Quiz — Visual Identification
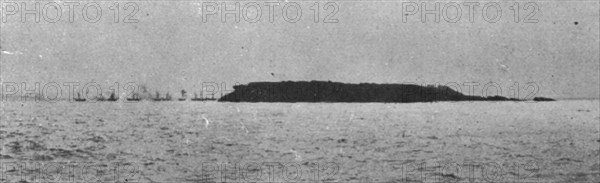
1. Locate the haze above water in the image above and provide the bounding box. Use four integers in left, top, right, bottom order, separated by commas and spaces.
1, 1, 599, 99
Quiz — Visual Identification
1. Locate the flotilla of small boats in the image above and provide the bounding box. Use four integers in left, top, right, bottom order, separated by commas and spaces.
152, 92, 174, 101
75, 90, 217, 102
191, 91, 217, 101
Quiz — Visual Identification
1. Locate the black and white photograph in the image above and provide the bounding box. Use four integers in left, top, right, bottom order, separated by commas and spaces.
0, 0, 599, 182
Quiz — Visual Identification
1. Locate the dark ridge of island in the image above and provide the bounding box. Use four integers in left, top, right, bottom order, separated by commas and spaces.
218, 81, 545, 103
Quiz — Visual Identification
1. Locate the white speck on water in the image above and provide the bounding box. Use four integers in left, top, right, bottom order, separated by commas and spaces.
1, 50, 23, 55
202, 115, 210, 128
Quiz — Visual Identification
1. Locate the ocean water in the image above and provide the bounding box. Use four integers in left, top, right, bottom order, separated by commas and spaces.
1, 100, 599, 182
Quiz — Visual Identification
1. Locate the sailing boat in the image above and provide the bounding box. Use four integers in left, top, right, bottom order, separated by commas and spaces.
165, 92, 172, 101
153, 91, 162, 101
178, 90, 187, 101
74, 92, 86, 102
190, 91, 216, 101
191, 92, 203, 101
127, 93, 141, 101
206, 92, 217, 101
107, 92, 119, 101
96, 93, 106, 101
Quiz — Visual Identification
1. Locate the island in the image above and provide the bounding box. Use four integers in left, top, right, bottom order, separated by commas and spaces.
218, 81, 545, 103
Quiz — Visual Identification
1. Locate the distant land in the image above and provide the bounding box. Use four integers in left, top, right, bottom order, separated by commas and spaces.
219, 81, 555, 103
0, 80, 559, 102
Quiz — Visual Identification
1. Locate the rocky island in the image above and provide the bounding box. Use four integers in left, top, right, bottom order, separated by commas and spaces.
218, 81, 544, 103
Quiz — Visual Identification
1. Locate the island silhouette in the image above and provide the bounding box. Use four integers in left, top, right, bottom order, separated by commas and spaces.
218, 81, 551, 103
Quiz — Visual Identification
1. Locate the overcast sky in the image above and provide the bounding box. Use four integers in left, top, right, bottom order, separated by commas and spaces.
1, 1, 598, 99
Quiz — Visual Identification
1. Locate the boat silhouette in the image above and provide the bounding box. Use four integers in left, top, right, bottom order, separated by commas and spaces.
191, 92, 202, 101
205, 93, 217, 101
107, 92, 119, 101
153, 91, 162, 101
152, 91, 173, 101
74, 93, 86, 102
191, 92, 216, 101
127, 93, 141, 101
96, 94, 106, 101
161, 92, 172, 101
165, 92, 172, 101
178, 90, 187, 101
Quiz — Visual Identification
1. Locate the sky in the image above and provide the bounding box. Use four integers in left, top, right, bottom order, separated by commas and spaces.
1, 1, 598, 99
